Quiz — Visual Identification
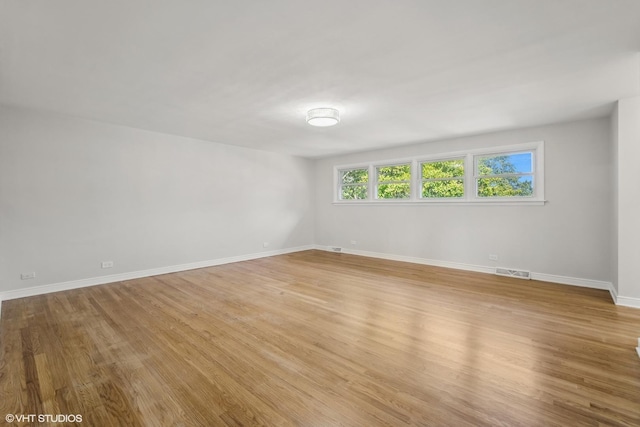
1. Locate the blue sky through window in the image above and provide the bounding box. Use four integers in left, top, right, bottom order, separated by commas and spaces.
508, 153, 532, 173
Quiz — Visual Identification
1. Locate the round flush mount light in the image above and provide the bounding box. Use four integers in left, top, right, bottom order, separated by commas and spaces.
306, 108, 340, 127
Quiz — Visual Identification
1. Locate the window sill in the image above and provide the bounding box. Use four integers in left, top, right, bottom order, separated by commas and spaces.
332, 199, 547, 206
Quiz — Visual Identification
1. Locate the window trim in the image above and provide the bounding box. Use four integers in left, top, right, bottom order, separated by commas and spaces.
375, 162, 412, 200
472, 149, 537, 201
333, 141, 545, 205
337, 167, 370, 201
419, 156, 466, 200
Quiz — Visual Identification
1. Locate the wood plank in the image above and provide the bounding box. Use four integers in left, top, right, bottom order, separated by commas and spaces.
1, 250, 639, 426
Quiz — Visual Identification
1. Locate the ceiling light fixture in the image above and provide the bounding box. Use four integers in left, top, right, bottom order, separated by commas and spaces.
306, 108, 340, 127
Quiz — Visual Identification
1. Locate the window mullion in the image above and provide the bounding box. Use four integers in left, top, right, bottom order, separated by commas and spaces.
465, 153, 474, 201
411, 159, 418, 201
369, 164, 375, 200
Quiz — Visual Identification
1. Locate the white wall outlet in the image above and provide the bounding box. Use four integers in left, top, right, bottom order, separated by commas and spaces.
21, 272, 36, 280
263, 242, 270, 248
489, 254, 499, 261
350, 240, 357, 245
101, 261, 114, 269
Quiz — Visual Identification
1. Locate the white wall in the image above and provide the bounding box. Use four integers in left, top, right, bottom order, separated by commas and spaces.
616, 96, 640, 301
0, 107, 624, 302
0, 106, 315, 294
315, 118, 612, 284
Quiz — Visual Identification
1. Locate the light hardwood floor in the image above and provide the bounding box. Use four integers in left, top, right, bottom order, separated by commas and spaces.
1, 250, 640, 426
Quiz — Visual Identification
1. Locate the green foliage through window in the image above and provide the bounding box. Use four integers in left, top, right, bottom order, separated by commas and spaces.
476, 153, 534, 197
421, 159, 464, 198
340, 168, 368, 200
377, 164, 411, 199
335, 143, 542, 203
477, 177, 533, 197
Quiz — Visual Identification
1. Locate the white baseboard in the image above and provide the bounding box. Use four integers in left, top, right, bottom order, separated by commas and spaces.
616, 295, 640, 309
531, 272, 611, 291
604, 284, 640, 308
314, 245, 495, 275
314, 245, 617, 300
1, 244, 636, 310
0, 245, 314, 302
609, 283, 619, 304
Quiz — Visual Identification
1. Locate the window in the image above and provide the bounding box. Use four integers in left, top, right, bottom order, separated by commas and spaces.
475, 152, 534, 198
339, 168, 368, 200
420, 158, 465, 199
376, 164, 411, 199
334, 141, 544, 204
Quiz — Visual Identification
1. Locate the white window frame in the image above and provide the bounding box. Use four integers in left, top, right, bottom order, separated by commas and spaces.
418, 156, 466, 200
374, 162, 412, 201
337, 166, 370, 201
333, 141, 545, 205
473, 149, 537, 201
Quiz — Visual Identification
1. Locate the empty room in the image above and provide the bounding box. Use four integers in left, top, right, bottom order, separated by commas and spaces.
1, 1, 640, 425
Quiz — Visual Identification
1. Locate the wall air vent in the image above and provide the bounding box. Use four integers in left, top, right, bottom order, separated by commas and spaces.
495, 267, 531, 280
332, 247, 342, 253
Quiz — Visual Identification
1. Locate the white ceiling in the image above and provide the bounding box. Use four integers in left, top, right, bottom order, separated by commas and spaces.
1, 1, 639, 158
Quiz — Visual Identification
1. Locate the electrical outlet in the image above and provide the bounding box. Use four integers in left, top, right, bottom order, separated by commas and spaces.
101, 261, 114, 269
489, 254, 499, 261
350, 240, 357, 245
21, 272, 36, 280
263, 242, 270, 248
